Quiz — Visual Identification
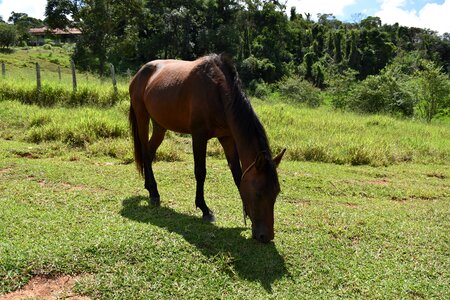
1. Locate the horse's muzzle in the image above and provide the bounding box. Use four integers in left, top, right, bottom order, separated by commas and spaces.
252, 224, 274, 243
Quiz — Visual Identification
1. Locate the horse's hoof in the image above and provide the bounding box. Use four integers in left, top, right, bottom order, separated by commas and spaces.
149, 197, 160, 207
202, 211, 215, 222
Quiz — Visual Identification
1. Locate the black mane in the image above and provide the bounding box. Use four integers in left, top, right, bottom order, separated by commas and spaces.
211, 54, 273, 158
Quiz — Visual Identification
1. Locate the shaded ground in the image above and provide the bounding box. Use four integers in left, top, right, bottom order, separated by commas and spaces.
0, 275, 89, 300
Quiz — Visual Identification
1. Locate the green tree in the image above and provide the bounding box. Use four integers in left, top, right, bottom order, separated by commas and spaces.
0, 23, 17, 48
45, 0, 80, 29
241, 1, 289, 82
346, 30, 361, 70
8, 12, 43, 44
415, 60, 450, 122
358, 28, 396, 79
303, 51, 315, 81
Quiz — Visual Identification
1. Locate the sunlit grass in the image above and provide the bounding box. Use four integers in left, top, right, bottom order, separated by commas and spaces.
0, 139, 448, 299
0, 99, 449, 167
0, 47, 449, 298
254, 100, 449, 166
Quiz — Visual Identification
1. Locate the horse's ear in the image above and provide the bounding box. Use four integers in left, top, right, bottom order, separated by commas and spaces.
255, 151, 268, 170
273, 149, 286, 168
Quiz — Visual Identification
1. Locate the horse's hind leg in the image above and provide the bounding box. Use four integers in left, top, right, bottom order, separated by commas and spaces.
192, 132, 215, 222
145, 121, 166, 206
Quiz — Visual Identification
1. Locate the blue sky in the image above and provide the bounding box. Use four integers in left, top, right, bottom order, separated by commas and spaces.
0, 0, 448, 33
340, 0, 446, 20
286, 0, 450, 33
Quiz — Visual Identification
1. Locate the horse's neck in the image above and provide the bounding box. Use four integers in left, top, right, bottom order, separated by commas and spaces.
223, 90, 267, 169
234, 133, 260, 169
227, 116, 265, 170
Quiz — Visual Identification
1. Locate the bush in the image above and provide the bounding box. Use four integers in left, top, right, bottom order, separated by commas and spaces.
247, 79, 271, 99
278, 76, 322, 107
347, 72, 415, 116
239, 55, 276, 84
414, 60, 450, 122
329, 69, 358, 109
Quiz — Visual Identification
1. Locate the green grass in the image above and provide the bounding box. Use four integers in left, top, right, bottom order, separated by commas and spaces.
0, 138, 448, 299
0, 99, 449, 299
1, 99, 448, 166
0, 49, 449, 298
0, 47, 130, 107
256, 102, 450, 166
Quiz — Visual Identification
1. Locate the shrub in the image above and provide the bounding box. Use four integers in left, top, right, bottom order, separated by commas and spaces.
278, 76, 322, 107
347, 72, 415, 116
240, 55, 276, 84
328, 69, 358, 109
414, 60, 450, 122
248, 79, 271, 99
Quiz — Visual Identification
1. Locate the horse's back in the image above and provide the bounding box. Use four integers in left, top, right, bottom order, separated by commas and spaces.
133, 57, 227, 136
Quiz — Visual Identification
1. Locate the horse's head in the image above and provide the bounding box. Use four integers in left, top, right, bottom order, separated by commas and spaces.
239, 149, 286, 243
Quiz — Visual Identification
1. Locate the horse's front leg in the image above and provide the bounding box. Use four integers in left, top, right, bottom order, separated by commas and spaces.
192, 133, 215, 222
218, 136, 242, 188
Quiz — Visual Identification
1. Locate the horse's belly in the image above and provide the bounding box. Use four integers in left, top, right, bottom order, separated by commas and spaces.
145, 95, 192, 133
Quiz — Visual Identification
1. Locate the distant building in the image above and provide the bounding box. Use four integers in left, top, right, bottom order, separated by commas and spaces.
29, 27, 82, 45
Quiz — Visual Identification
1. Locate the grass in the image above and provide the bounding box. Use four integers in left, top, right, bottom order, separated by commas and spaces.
0, 48, 449, 298
256, 102, 450, 166
1, 99, 448, 167
0, 47, 130, 107
0, 99, 449, 299
0, 138, 448, 299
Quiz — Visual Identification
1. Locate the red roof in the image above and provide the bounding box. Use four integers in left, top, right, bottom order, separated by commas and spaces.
29, 27, 82, 35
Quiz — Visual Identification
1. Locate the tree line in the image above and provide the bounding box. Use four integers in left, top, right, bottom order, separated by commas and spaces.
0, 0, 449, 121
41, 1, 449, 81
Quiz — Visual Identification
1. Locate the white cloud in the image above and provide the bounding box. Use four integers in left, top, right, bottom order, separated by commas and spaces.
286, 0, 357, 17
0, 0, 46, 21
375, 0, 450, 33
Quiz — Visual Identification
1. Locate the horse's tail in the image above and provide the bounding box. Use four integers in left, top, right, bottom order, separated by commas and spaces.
128, 104, 144, 176
129, 63, 155, 176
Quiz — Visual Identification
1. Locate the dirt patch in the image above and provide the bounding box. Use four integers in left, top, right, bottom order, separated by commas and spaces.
391, 195, 439, 202
426, 173, 447, 179
61, 182, 86, 191
0, 167, 13, 175
0, 275, 89, 300
13, 151, 40, 159
26, 176, 89, 192
367, 178, 389, 185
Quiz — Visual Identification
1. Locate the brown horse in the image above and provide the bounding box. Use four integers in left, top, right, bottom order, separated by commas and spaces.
129, 54, 285, 243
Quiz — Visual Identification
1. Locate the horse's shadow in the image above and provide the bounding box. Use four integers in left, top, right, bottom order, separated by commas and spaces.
120, 196, 289, 292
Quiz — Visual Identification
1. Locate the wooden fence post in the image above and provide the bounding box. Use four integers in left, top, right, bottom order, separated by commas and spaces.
36, 63, 41, 91
1, 62, 5, 77
58, 65, 61, 81
70, 60, 77, 93
36, 62, 41, 102
110, 63, 118, 95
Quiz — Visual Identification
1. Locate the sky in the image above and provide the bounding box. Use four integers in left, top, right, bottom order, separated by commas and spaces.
0, 0, 448, 34
286, 0, 450, 33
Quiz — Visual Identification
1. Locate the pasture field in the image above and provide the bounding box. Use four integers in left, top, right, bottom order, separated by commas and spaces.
0, 47, 449, 298
0, 99, 449, 299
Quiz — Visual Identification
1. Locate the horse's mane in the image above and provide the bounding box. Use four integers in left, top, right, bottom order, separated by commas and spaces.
207, 53, 273, 159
